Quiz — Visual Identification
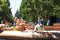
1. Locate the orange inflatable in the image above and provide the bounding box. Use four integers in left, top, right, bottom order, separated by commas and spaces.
26, 26, 34, 30
16, 23, 25, 31
16, 19, 34, 31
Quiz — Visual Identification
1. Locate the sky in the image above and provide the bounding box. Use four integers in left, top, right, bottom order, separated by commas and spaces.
9, 0, 22, 17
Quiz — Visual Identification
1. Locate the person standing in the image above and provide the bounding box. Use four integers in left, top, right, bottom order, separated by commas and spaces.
34, 17, 44, 32
38, 17, 43, 25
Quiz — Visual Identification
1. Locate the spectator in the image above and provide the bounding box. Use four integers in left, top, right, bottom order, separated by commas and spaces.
38, 17, 43, 25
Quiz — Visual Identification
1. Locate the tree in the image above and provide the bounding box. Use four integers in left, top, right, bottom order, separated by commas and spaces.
0, 0, 13, 23
19, 0, 60, 23
15, 10, 20, 18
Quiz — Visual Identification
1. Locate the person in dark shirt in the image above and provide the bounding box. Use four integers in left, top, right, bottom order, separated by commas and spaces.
49, 15, 57, 26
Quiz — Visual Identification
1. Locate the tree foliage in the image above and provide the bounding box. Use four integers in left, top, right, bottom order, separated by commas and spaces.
0, 0, 13, 23
19, 0, 60, 22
